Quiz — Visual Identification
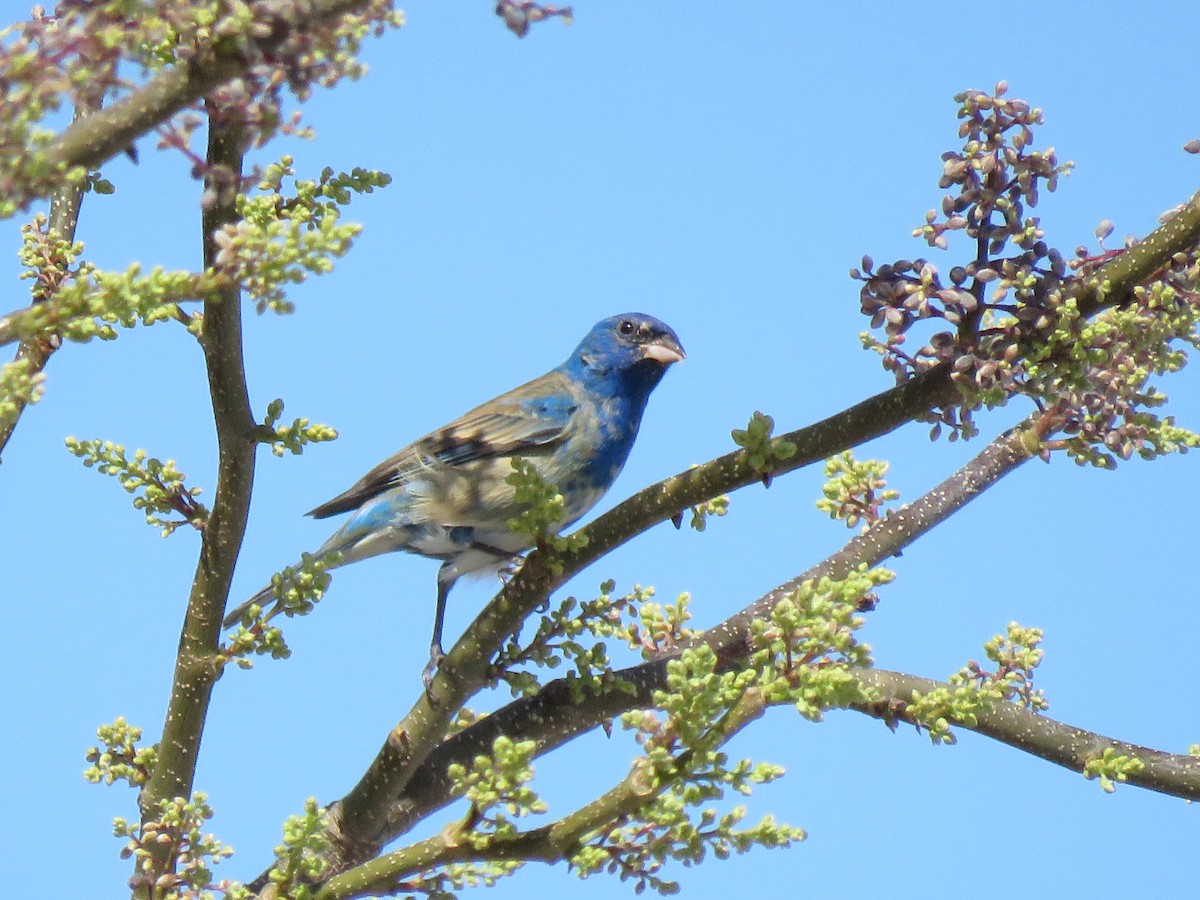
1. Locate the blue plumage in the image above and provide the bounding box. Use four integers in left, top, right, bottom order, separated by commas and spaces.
226, 313, 684, 687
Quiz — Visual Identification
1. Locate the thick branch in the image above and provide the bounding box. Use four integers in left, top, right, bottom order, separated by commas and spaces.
853, 669, 1200, 800
316, 690, 769, 900
314, 363, 959, 877
33, 0, 369, 202
254, 184, 1200, 890
705, 420, 1040, 657
138, 114, 252, 817
293, 416, 1036, 890
318, 662, 1200, 900
1070, 189, 1200, 317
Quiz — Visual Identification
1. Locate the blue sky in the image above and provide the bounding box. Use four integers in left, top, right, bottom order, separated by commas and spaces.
2, 1, 1198, 896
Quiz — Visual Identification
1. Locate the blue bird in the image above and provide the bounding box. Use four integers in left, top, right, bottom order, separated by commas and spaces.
225, 313, 685, 688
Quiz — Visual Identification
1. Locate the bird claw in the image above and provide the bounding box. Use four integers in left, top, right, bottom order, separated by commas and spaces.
497, 556, 524, 583
422, 645, 446, 699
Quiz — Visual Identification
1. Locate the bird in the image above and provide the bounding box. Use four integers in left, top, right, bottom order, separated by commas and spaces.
224, 313, 685, 689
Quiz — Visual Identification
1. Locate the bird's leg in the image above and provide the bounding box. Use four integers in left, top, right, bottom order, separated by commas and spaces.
469, 539, 524, 562
468, 540, 526, 583
423, 570, 453, 696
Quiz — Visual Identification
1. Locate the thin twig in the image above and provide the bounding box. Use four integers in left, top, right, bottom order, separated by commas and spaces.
0, 104, 91, 458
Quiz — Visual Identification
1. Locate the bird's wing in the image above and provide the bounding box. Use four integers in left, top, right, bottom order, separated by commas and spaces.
307, 372, 580, 519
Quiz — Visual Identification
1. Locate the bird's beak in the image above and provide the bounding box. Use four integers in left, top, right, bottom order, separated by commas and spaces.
642, 335, 686, 365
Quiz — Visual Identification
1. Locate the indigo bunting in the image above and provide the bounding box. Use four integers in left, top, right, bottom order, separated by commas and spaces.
226, 313, 685, 687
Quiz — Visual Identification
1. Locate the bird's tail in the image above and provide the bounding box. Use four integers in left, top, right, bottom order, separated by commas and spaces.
222, 496, 418, 630
221, 583, 276, 628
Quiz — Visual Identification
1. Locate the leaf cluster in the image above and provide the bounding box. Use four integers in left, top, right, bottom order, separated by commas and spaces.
84, 717, 158, 788
64, 437, 208, 536
505, 458, 590, 554
223, 551, 340, 664
815, 451, 899, 529
855, 82, 1200, 463
116, 792, 241, 900
904, 621, 1049, 744
216, 160, 391, 314
731, 411, 797, 485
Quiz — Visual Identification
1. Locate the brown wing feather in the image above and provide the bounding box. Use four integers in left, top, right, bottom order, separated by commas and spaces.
306, 372, 576, 519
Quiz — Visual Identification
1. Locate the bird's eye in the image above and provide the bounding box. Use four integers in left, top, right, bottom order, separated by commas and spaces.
618, 320, 635, 335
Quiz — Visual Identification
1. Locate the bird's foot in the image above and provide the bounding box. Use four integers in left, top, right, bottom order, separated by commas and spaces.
468, 540, 524, 583
422, 645, 446, 699
497, 556, 525, 583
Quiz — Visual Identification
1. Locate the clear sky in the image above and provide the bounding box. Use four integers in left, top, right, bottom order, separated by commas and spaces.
2, 2, 1198, 897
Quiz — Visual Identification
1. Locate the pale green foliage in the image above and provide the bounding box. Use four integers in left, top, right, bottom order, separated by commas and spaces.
640, 646, 756, 765
45, 261, 204, 340
506, 457, 588, 554
906, 621, 1048, 744
0, 357, 45, 431
14, 214, 209, 342
1025, 289, 1200, 467
731, 411, 797, 477
86, 172, 116, 194
572, 793, 803, 896
263, 798, 330, 900
575, 646, 805, 895
679, 466, 730, 531
979, 622, 1049, 710
223, 551, 340, 665
116, 792, 244, 900
568, 572, 882, 892
492, 580, 656, 699
626, 589, 695, 658
401, 859, 525, 899
686, 492, 729, 531
0, 1, 403, 214
1082, 747, 1146, 793
816, 451, 900, 528
18, 214, 83, 303
448, 736, 548, 847
262, 397, 338, 456
84, 717, 158, 787
750, 568, 883, 719
0, 30, 70, 218
447, 706, 484, 739
215, 158, 391, 314
491, 582, 697, 700
65, 437, 208, 536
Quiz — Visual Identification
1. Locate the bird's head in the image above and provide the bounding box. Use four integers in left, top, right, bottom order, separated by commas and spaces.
570, 314, 686, 386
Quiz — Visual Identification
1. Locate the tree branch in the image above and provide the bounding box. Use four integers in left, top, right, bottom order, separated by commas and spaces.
852, 669, 1200, 800
1071, 190, 1200, 318
312, 363, 959, 878
248, 183, 1200, 891
139, 113, 252, 820
252, 412, 1033, 898
314, 660, 1200, 900
367, 412, 1041, 849
0, 104, 90, 458
25, 0, 371, 210
315, 689, 769, 900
